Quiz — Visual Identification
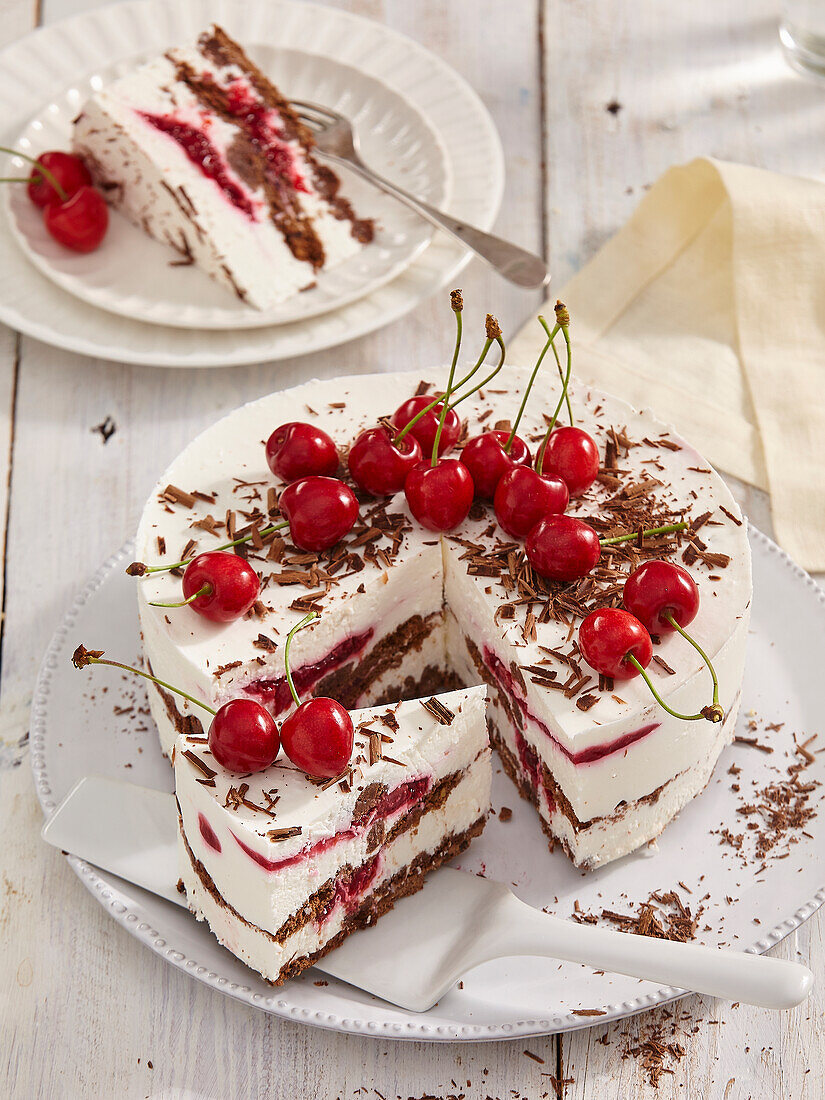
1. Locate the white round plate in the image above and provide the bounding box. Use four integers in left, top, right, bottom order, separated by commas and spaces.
0, 0, 502, 363
31, 527, 825, 1040
5, 45, 448, 330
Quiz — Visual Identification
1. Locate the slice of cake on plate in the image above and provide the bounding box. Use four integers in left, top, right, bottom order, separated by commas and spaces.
174, 685, 490, 984
72, 25, 373, 308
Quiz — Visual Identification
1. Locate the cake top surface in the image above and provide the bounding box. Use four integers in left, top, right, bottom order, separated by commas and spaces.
173, 684, 488, 856
139, 367, 751, 741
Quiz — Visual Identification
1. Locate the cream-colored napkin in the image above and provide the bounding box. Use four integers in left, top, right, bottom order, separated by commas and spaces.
510, 157, 825, 571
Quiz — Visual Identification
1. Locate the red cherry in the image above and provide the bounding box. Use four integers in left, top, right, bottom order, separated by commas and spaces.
540, 426, 600, 497
182, 551, 260, 623
278, 475, 358, 552
578, 608, 653, 681
27, 151, 91, 208
460, 430, 531, 500
494, 465, 569, 540
404, 459, 474, 532
208, 697, 281, 772
265, 421, 339, 482
280, 697, 354, 778
525, 514, 601, 581
623, 560, 700, 634
43, 186, 108, 252
348, 425, 422, 496
390, 396, 461, 458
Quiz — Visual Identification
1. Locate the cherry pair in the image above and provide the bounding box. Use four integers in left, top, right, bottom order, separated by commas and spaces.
577, 560, 724, 723
2, 147, 108, 252
129, 475, 359, 623
72, 613, 353, 778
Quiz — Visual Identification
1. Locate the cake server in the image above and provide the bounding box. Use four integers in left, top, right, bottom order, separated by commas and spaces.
42, 776, 813, 1013
291, 99, 550, 290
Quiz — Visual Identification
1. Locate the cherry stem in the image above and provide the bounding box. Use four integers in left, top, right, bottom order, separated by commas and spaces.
148, 582, 212, 609
283, 612, 319, 708
599, 521, 687, 547
130, 520, 288, 575
536, 307, 572, 475
0, 145, 67, 201
431, 297, 464, 465
74, 653, 217, 717
441, 315, 505, 417
663, 611, 721, 711
626, 654, 722, 723
506, 316, 559, 452
394, 311, 499, 451
548, 326, 574, 427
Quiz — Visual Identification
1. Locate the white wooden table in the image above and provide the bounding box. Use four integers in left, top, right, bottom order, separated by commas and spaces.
2, 1, 823, 1096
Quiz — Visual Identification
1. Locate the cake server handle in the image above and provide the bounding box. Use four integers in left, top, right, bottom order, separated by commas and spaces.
317, 149, 549, 290
473, 890, 813, 1011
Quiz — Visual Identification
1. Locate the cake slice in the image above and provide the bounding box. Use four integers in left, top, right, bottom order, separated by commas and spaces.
174, 685, 490, 984
73, 25, 373, 309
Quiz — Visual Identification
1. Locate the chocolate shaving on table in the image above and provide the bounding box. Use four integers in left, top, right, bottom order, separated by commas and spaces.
421, 697, 455, 725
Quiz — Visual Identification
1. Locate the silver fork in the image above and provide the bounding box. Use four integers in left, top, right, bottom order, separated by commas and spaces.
292, 99, 549, 290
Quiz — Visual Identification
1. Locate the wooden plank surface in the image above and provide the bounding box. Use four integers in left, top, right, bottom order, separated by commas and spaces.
1, 1, 822, 1097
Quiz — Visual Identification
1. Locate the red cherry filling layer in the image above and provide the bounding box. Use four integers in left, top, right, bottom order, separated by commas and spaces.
245, 628, 373, 715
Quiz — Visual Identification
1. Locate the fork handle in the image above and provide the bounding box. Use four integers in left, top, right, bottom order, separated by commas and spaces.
322, 152, 549, 290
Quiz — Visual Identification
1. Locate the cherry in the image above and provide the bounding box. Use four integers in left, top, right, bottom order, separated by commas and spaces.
278, 610, 354, 777
460, 430, 531, 500
278, 476, 358, 552
404, 459, 475, 532
209, 697, 280, 772
177, 551, 259, 622
281, 697, 354, 778
43, 186, 108, 252
578, 608, 653, 681
70, 644, 280, 774
266, 421, 339, 482
27, 151, 91, 208
539, 426, 600, 497
526, 514, 601, 581
526, 517, 689, 584
623, 560, 699, 634
348, 425, 422, 496
494, 465, 569, 540
391, 396, 461, 458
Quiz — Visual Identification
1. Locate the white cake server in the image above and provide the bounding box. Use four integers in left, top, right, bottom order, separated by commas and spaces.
42, 776, 813, 1012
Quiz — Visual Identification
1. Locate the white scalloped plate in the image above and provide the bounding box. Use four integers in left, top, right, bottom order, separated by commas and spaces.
4, 44, 448, 330
30, 526, 825, 1040
0, 0, 502, 363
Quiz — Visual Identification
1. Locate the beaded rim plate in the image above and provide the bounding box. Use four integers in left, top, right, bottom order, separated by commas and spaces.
30, 524, 825, 1040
